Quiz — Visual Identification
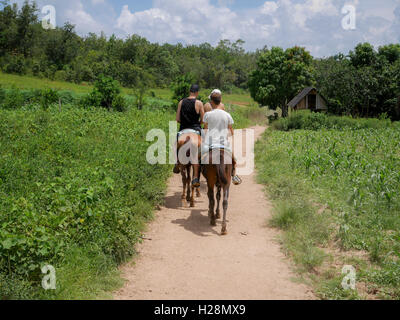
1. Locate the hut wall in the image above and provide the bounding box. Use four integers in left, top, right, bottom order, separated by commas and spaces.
317, 95, 327, 110
297, 97, 307, 110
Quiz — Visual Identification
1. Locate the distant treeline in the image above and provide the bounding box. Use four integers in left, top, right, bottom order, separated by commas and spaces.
1, 1, 399, 119
0, 1, 259, 91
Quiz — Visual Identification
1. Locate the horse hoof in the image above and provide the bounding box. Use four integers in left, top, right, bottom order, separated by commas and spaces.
210, 220, 217, 227
216, 212, 221, 219
221, 228, 228, 236
190, 202, 195, 208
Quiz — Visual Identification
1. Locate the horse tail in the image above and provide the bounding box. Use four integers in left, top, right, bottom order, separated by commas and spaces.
217, 151, 228, 185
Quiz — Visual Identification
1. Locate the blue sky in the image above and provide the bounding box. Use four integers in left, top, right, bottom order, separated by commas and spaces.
10, 0, 400, 57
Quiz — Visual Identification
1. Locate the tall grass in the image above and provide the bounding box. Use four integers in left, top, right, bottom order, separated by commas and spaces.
0, 106, 174, 299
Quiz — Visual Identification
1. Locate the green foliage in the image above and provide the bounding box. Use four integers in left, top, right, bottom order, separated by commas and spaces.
80, 75, 127, 112
1, 85, 25, 109
314, 43, 400, 120
273, 111, 392, 131
248, 46, 314, 117
38, 88, 59, 110
256, 123, 400, 299
171, 73, 195, 105
0, 3, 257, 91
2, 54, 26, 74
0, 106, 173, 298
349, 43, 377, 68
0, 86, 68, 110
0, 85, 5, 105
132, 71, 155, 110
378, 44, 400, 64
226, 104, 267, 129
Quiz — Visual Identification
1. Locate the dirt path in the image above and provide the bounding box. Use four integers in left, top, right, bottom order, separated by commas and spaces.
114, 126, 315, 300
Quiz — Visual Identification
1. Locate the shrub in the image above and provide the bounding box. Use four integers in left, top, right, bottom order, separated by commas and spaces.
0, 86, 5, 105
80, 75, 126, 112
4, 54, 26, 75
1, 87, 25, 109
39, 88, 59, 110
112, 95, 127, 112
171, 73, 195, 105
58, 91, 76, 105
272, 110, 393, 131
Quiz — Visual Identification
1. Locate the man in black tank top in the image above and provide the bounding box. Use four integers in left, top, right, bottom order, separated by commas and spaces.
174, 85, 205, 187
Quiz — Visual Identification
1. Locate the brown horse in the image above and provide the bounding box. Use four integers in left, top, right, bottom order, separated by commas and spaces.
202, 149, 232, 235
177, 133, 201, 207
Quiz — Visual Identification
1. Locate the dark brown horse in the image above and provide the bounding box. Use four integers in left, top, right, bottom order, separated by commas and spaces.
202, 149, 232, 235
177, 133, 201, 207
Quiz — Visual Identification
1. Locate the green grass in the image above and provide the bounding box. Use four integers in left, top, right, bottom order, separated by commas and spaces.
0, 72, 255, 107
0, 72, 93, 95
0, 105, 174, 299
0, 72, 261, 300
256, 121, 400, 300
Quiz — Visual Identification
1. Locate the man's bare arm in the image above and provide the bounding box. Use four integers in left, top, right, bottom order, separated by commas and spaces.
176, 100, 182, 123
228, 124, 234, 137
199, 102, 205, 124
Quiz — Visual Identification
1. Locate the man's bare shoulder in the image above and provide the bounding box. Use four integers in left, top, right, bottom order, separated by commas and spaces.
204, 102, 212, 113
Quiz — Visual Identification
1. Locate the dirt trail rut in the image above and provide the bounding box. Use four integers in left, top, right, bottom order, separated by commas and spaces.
114, 126, 315, 300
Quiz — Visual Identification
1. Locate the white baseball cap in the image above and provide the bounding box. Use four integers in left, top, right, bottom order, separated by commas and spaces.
209, 89, 222, 100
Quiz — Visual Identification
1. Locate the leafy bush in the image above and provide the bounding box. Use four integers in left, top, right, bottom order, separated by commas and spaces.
39, 88, 59, 110
0, 86, 5, 105
273, 110, 392, 131
3, 54, 27, 75
1, 86, 25, 109
80, 75, 127, 112
58, 91, 77, 105
171, 73, 195, 105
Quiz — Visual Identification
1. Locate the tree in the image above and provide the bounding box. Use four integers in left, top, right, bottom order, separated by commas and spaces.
314, 44, 400, 119
248, 46, 314, 117
349, 43, 377, 68
171, 73, 195, 105
15, 0, 38, 57
378, 44, 400, 64
133, 69, 154, 110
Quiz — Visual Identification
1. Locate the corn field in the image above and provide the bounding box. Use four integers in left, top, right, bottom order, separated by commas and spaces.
257, 126, 400, 299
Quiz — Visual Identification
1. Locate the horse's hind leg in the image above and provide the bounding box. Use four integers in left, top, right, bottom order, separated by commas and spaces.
186, 166, 192, 203
215, 185, 221, 220
194, 167, 201, 198
221, 187, 230, 235
208, 186, 216, 226
181, 167, 186, 200
189, 166, 195, 207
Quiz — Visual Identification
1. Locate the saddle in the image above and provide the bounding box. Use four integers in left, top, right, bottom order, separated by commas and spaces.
201, 145, 233, 165
177, 129, 201, 138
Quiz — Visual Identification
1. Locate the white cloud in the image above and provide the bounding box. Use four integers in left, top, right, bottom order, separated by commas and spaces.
9, 0, 400, 56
